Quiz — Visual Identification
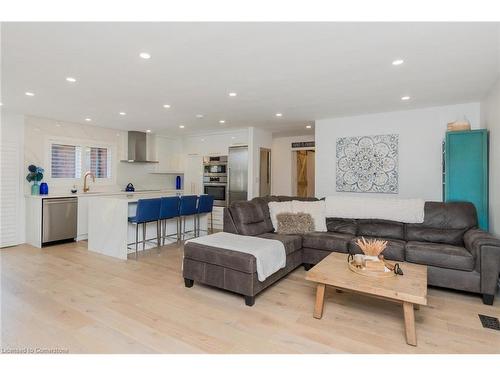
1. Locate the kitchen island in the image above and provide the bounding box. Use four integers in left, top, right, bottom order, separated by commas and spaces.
25, 189, 183, 248
88, 192, 207, 260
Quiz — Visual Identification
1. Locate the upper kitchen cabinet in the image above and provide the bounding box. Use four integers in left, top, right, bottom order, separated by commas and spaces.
152, 135, 184, 174
183, 130, 248, 156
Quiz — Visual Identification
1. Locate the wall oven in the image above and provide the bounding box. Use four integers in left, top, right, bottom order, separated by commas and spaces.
203, 182, 227, 207
203, 156, 227, 176
203, 156, 228, 206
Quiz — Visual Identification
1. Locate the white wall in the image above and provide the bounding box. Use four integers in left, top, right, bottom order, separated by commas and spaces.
0, 112, 25, 246
248, 127, 273, 199
271, 134, 315, 196
23, 116, 182, 193
481, 78, 500, 235
315, 103, 481, 200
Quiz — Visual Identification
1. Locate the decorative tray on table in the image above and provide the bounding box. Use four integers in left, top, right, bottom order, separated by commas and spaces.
347, 237, 404, 278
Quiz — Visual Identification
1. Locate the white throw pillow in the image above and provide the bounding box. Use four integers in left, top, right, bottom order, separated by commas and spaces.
291, 200, 327, 232
268, 201, 293, 231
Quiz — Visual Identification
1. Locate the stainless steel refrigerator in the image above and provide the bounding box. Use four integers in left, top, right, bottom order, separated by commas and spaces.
227, 146, 248, 205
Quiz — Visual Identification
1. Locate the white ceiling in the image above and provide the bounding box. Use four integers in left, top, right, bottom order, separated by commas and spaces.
2, 22, 499, 135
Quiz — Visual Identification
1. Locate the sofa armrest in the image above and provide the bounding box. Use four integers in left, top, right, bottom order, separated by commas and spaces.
464, 228, 500, 255
464, 228, 500, 296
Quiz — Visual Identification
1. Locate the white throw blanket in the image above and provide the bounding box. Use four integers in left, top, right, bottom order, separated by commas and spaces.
325, 196, 425, 223
185, 232, 286, 282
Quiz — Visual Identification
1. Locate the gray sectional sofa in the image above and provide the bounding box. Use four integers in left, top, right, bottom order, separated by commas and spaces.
183, 195, 500, 306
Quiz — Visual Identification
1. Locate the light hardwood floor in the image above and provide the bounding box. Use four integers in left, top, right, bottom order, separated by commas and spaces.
1, 241, 499, 353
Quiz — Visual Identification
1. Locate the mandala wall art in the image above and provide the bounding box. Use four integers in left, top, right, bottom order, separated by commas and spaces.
336, 134, 399, 193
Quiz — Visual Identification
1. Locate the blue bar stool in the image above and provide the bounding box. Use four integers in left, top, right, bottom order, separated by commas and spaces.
160, 196, 181, 245
179, 195, 199, 240
128, 198, 161, 259
196, 194, 215, 236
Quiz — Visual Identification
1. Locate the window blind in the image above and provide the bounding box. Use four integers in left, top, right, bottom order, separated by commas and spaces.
88, 147, 111, 178
51, 144, 82, 178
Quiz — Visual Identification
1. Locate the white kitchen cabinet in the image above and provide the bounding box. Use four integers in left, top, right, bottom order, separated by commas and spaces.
183, 154, 203, 194
183, 130, 248, 156
153, 135, 184, 173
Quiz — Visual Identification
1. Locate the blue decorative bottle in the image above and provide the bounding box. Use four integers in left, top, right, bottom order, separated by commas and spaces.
176, 176, 181, 190
39, 182, 49, 195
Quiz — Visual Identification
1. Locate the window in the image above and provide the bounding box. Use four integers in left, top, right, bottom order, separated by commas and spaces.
87, 147, 111, 178
49, 142, 113, 181
51, 144, 82, 178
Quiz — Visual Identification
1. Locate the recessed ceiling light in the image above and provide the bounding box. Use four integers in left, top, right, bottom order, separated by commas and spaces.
139, 52, 151, 59
228, 92, 237, 97
306, 125, 312, 129
179, 125, 185, 129
201, 138, 205, 142
119, 112, 126, 116
275, 113, 283, 117
0, 102, 3, 106
25, 92, 35, 96
163, 104, 171, 109
85, 118, 92, 122
146, 129, 151, 133
401, 96, 411, 101
231, 136, 236, 139
66, 77, 77, 83
219, 120, 225, 124
56, 123, 61, 127
196, 114, 204, 119
392, 59, 404, 66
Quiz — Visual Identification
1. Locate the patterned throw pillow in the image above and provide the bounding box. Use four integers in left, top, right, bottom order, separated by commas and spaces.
276, 213, 315, 235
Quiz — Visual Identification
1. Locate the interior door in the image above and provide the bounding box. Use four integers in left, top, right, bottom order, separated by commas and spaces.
296, 150, 315, 197
259, 148, 271, 197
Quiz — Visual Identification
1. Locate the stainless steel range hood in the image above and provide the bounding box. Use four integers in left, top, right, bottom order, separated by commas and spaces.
120, 131, 158, 163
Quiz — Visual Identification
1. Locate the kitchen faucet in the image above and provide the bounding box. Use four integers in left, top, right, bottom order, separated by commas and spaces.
83, 171, 95, 192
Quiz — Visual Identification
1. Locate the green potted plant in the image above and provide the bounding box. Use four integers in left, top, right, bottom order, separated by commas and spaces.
26, 164, 44, 195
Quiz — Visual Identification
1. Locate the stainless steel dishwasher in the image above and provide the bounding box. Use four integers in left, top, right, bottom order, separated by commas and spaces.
42, 197, 78, 245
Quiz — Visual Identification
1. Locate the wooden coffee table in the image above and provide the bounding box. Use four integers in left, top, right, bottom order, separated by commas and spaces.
305, 252, 427, 346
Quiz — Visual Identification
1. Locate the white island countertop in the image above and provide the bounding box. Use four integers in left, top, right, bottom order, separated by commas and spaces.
95, 191, 184, 202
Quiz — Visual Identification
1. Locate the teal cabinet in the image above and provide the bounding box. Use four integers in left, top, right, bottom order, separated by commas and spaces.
445, 129, 489, 230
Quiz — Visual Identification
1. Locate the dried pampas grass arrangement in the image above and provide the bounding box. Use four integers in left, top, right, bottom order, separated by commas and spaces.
355, 237, 388, 257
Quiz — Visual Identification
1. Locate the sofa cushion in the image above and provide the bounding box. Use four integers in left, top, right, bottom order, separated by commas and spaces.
276, 213, 314, 234
251, 196, 279, 231
291, 200, 327, 232
256, 233, 303, 255
268, 201, 293, 231
302, 232, 353, 253
229, 201, 273, 236
326, 218, 357, 235
406, 202, 477, 246
406, 241, 474, 271
184, 242, 257, 273
348, 237, 406, 261
357, 219, 405, 240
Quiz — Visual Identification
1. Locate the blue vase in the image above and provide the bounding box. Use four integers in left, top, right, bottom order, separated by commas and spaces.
176, 176, 181, 190
39, 182, 49, 195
